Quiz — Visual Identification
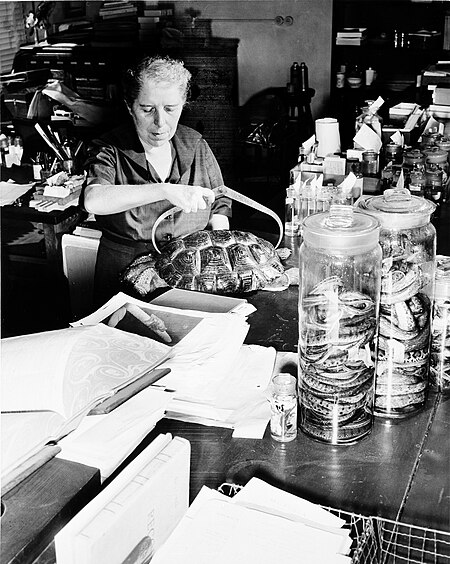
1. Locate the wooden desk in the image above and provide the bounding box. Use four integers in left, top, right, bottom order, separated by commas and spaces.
1, 203, 84, 271
2, 235, 449, 564
1, 459, 100, 564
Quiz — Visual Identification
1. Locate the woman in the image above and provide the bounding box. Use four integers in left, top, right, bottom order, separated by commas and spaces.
82, 55, 232, 306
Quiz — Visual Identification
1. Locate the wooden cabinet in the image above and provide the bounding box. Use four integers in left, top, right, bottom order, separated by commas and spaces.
163, 38, 239, 185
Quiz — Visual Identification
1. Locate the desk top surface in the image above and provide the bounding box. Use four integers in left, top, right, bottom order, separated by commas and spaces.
3, 223, 449, 564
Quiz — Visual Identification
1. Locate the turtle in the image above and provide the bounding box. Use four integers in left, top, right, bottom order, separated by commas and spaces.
120, 229, 291, 298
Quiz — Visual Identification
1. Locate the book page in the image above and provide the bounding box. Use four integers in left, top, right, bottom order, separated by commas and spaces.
58, 386, 173, 480
1, 324, 170, 420
1, 411, 64, 479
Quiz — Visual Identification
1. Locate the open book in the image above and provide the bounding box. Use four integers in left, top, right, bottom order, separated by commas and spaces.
1, 323, 172, 493
1, 293, 249, 491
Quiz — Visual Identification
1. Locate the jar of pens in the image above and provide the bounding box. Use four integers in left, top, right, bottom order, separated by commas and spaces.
33, 122, 84, 181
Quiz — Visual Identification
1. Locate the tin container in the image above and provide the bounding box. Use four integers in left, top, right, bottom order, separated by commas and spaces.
430, 256, 450, 393
298, 205, 381, 444
356, 188, 436, 418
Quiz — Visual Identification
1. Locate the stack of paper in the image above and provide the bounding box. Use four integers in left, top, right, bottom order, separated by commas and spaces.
75, 292, 274, 438
152, 477, 353, 564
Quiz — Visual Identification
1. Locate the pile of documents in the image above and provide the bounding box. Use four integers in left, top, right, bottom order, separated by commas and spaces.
75, 292, 276, 440
153, 477, 354, 564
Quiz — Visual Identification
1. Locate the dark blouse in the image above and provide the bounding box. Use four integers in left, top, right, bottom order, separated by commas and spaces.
83, 123, 232, 247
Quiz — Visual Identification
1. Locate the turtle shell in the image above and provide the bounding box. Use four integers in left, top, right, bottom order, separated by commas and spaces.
122, 229, 285, 296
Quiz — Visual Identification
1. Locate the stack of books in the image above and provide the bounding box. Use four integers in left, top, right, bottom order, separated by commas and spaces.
92, 1, 140, 48
336, 28, 367, 46
138, 3, 174, 44
97, 0, 138, 20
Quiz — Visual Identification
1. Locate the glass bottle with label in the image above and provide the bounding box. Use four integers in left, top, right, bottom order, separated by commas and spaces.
285, 186, 299, 236
409, 163, 426, 197
270, 373, 298, 442
356, 188, 436, 418
298, 205, 381, 444
355, 99, 383, 139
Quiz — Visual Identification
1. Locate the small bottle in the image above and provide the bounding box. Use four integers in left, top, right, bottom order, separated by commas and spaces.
290, 62, 301, 92
336, 70, 345, 89
425, 164, 443, 203
381, 161, 394, 191
299, 62, 309, 92
298, 146, 308, 163
285, 186, 299, 236
270, 373, 297, 442
362, 150, 379, 177
409, 163, 426, 197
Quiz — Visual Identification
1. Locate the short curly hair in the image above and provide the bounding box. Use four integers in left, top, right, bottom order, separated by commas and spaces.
122, 55, 191, 107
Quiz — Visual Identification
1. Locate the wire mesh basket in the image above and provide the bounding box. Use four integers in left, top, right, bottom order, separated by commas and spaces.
326, 506, 450, 564
217, 483, 450, 563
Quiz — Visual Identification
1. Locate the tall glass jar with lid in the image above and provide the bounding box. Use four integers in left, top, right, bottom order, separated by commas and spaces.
356, 188, 436, 418
430, 255, 450, 393
298, 205, 382, 445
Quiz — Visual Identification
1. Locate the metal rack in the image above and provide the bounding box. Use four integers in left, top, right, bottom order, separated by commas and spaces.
327, 506, 450, 564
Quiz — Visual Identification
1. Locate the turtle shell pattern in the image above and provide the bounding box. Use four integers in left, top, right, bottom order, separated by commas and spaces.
126, 229, 284, 295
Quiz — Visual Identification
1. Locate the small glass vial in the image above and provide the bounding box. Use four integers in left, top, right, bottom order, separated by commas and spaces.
270, 373, 298, 442
285, 186, 299, 236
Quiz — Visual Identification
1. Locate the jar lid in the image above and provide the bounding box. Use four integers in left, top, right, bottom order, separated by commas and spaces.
272, 373, 297, 396
302, 205, 380, 251
356, 187, 436, 229
404, 149, 425, 161
423, 147, 448, 162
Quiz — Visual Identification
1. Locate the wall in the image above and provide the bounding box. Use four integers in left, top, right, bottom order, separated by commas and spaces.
172, 0, 333, 118
34, 0, 332, 118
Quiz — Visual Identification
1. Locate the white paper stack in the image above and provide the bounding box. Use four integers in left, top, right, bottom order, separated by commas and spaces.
152, 477, 353, 564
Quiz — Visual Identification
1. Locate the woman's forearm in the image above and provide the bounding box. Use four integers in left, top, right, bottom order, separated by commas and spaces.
83, 183, 168, 215
83, 183, 215, 215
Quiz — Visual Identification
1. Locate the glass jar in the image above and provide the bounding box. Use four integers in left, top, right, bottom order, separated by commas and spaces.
436, 136, 450, 164
403, 149, 425, 172
355, 102, 383, 139
381, 162, 394, 191
362, 150, 379, 177
430, 256, 450, 393
298, 205, 381, 445
425, 164, 444, 204
356, 188, 436, 418
384, 142, 403, 166
424, 147, 448, 186
409, 163, 426, 197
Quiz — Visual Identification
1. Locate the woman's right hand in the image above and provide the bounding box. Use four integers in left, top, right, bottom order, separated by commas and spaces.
162, 184, 215, 213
